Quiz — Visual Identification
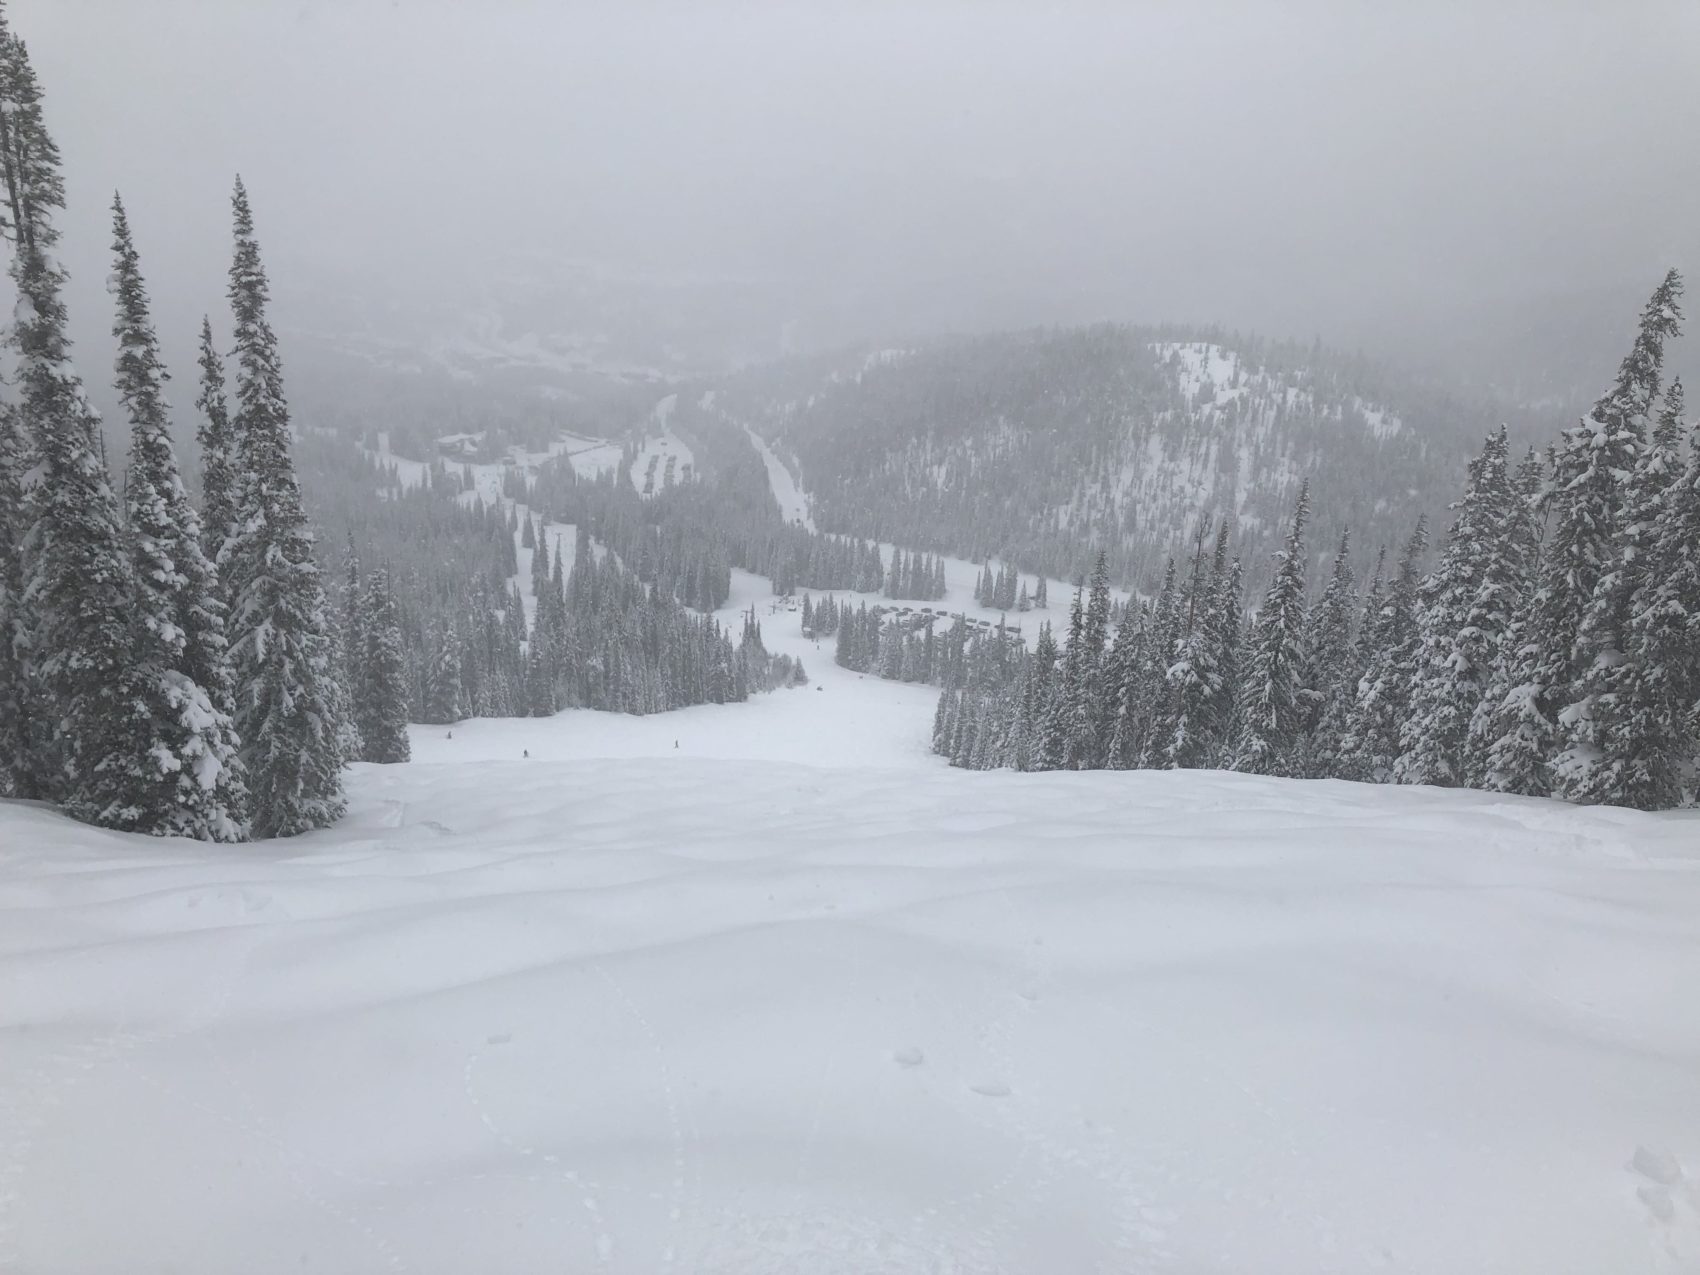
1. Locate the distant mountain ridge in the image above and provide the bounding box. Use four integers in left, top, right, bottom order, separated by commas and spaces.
711, 324, 1565, 591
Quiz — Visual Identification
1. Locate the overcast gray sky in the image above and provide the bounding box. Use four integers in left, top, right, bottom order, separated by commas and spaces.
13, 0, 1700, 387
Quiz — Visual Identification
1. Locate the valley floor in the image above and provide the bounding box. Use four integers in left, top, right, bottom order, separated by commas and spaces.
3, 592, 1699, 1273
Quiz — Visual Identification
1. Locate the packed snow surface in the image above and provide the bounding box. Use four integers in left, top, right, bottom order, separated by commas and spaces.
3, 591, 1699, 1273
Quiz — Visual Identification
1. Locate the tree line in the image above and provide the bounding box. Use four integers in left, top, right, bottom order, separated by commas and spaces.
974, 559, 1047, 611
938, 274, 1696, 810
0, 15, 350, 840
0, 8, 805, 844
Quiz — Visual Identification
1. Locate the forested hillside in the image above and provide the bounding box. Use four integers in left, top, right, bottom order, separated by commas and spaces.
716, 326, 1561, 591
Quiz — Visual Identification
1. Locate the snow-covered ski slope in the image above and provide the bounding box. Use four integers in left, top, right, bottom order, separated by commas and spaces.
3, 577, 1700, 1273
743, 420, 814, 528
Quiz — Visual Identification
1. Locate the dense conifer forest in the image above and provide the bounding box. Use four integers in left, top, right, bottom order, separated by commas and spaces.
934, 275, 1695, 811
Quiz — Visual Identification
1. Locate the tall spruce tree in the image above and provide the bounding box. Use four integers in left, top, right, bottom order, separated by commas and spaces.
1019, 622, 1060, 770
1557, 275, 1686, 802
1574, 375, 1695, 807
1397, 428, 1522, 787
339, 533, 363, 687
1072, 550, 1112, 766
1154, 525, 1222, 769
194, 316, 238, 584
1560, 277, 1686, 803
1342, 516, 1428, 781
223, 177, 348, 835
1233, 482, 1310, 775
1133, 560, 1180, 767
1319, 545, 1385, 780
421, 622, 463, 725
1100, 604, 1145, 769
1465, 438, 1546, 788
1479, 452, 1554, 794
110, 193, 247, 839
1211, 551, 1246, 761
355, 566, 410, 762
1298, 527, 1357, 777
1039, 590, 1083, 769
0, 23, 146, 821
334, 532, 365, 763
1493, 272, 1682, 800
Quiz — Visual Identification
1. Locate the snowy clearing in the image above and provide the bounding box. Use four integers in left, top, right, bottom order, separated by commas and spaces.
370, 430, 582, 505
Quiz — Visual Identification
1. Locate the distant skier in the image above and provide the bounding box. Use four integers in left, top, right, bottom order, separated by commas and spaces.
523, 749, 529, 758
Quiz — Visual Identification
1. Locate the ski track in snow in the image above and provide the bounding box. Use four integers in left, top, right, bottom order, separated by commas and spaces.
4, 554, 1700, 1271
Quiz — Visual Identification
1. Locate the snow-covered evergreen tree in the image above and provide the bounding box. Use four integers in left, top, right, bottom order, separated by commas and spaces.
1099, 605, 1144, 769
1071, 551, 1112, 766
1478, 273, 1682, 801
1298, 528, 1357, 777
1478, 451, 1553, 795
420, 622, 464, 725
0, 25, 147, 822
1341, 517, 1428, 781
1397, 428, 1522, 787
1328, 545, 1388, 778
1210, 552, 1246, 760
222, 177, 347, 835
1233, 483, 1310, 775
336, 532, 365, 749
1132, 560, 1180, 768
355, 566, 410, 763
320, 551, 361, 766
194, 315, 238, 585
1573, 376, 1695, 807
1038, 591, 1083, 770
109, 193, 247, 839
1155, 526, 1223, 769
1551, 271, 1683, 800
